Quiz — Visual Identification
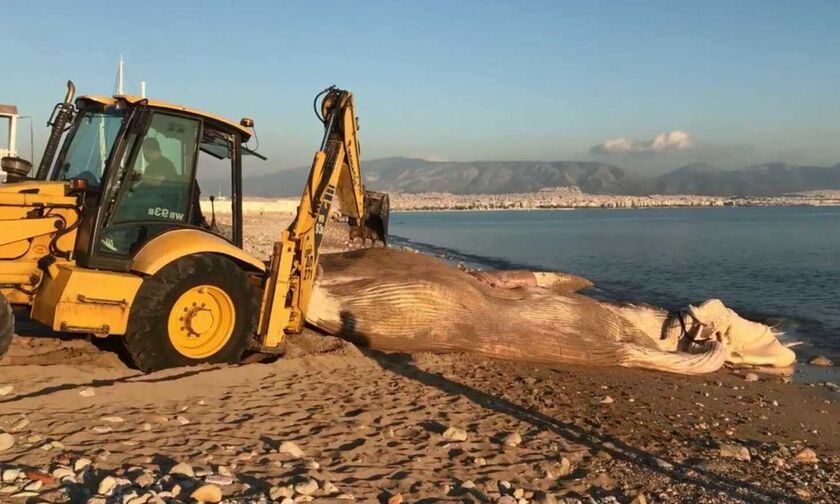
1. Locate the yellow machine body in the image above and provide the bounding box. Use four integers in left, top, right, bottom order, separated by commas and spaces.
0, 85, 387, 370
30, 264, 143, 335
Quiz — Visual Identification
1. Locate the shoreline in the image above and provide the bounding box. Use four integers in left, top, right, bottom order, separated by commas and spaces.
388, 189, 840, 212
391, 202, 840, 213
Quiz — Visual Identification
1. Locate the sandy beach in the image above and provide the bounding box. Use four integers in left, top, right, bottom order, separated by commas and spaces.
0, 213, 837, 503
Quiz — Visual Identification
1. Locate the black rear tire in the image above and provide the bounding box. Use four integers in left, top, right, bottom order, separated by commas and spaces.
0, 294, 13, 361
123, 254, 259, 372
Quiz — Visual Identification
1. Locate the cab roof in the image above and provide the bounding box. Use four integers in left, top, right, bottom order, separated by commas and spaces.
77, 95, 253, 141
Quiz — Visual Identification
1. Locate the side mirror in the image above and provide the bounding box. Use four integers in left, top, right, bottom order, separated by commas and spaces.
1, 156, 32, 183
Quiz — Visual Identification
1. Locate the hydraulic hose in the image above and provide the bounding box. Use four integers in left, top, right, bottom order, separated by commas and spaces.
35, 81, 76, 180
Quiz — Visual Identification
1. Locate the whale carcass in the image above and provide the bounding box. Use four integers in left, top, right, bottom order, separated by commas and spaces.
306, 248, 796, 375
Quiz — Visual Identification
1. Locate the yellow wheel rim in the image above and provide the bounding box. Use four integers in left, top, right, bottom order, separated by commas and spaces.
167, 285, 235, 359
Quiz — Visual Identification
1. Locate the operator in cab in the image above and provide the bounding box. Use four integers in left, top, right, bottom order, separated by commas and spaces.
115, 138, 189, 222
100, 137, 192, 254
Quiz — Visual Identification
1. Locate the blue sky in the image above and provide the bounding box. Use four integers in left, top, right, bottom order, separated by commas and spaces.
2, 1, 838, 174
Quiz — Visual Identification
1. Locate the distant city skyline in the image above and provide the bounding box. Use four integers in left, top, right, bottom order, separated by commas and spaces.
2, 1, 838, 175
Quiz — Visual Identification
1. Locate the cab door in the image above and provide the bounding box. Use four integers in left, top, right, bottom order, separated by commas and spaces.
94, 111, 201, 261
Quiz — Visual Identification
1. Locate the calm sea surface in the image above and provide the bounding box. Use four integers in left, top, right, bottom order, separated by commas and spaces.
390, 206, 840, 360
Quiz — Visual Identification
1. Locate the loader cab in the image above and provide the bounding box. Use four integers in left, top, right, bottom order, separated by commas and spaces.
52, 96, 260, 271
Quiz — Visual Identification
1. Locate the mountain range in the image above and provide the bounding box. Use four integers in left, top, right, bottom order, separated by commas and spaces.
241, 157, 840, 197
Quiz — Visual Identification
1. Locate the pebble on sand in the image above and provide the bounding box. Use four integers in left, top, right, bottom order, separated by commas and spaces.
793, 448, 818, 463
10, 418, 29, 432
0, 433, 15, 452
204, 474, 234, 486
808, 355, 833, 367
97, 475, 118, 495
744, 373, 759, 382
1, 468, 20, 483
278, 441, 305, 458
73, 458, 92, 472
190, 484, 223, 503
269, 486, 294, 500
0, 385, 13, 396
294, 478, 319, 496
442, 427, 468, 442
387, 493, 404, 504
79, 387, 96, 397
719, 443, 751, 461
600, 395, 615, 404
169, 462, 195, 478
322, 481, 340, 495
502, 432, 522, 447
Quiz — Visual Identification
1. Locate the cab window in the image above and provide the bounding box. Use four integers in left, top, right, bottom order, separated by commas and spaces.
194, 127, 236, 241
112, 113, 198, 224
99, 112, 199, 255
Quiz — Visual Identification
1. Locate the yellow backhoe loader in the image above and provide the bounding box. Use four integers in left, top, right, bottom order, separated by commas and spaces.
0, 83, 388, 371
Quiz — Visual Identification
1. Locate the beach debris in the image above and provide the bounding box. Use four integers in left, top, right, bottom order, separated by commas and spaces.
0, 385, 13, 396
0, 433, 14, 452
25, 470, 54, 486
502, 431, 522, 447
79, 387, 96, 397
744, 373, 759, 382
793, 448, 818, 463
190, 483, 223, 503
719, 443, 751, 461
278, 441, 304, 458
294, 478, 319, 495
442, 426, 468, 442
169, 462, 195, 478
809, 355, 834, 367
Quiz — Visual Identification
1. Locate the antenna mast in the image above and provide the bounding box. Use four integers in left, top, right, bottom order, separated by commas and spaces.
115, 56, 125, 95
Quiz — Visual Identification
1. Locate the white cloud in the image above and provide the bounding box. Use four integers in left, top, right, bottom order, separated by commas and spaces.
591, 130, 693, 155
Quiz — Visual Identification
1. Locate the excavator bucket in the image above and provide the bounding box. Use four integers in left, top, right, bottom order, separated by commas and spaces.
362, 190, 390, 245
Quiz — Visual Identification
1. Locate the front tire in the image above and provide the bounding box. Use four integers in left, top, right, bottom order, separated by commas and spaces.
0, 294, 13, 361
124, 254, 259, 372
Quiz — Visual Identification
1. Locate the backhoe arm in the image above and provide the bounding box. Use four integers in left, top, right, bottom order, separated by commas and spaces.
257, 87, 387, 349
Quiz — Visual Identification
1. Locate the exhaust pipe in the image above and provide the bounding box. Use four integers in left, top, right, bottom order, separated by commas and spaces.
35, 81, 76, 180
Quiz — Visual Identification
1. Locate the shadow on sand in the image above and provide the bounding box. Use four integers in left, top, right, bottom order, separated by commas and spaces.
337, 310, 803, 503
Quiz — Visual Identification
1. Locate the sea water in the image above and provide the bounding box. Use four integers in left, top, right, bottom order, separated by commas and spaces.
390, 206, 840, 361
